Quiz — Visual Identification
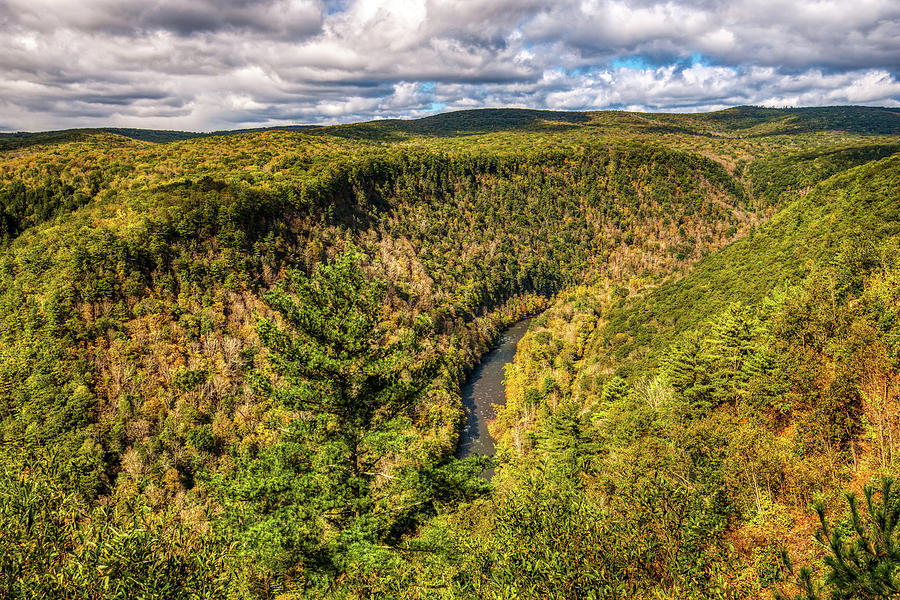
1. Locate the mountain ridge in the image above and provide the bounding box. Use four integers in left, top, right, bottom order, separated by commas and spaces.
3, 105, 899, 150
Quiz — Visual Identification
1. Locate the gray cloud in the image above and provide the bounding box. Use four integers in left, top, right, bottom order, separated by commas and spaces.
0, 0, 898, 131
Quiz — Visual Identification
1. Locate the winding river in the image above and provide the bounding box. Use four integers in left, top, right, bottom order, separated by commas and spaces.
456, 319, 531, 466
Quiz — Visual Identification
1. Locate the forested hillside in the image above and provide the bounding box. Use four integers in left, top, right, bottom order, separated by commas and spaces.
1, 106, 898, 599
489, 153, 900, 597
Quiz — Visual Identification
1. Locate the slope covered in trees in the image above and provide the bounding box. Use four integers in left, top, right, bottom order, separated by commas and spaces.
486, 151, 900, 599
0, 106, 898, 598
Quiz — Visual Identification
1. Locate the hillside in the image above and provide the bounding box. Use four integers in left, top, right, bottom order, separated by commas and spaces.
486, 149, 900, 598
0, 106, 899, 598
590, 148, 900, 376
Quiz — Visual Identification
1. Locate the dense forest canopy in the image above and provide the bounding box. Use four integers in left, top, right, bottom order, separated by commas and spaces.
1, 106, 900, 598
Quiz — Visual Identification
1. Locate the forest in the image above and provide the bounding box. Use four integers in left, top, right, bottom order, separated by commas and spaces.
1, 106, 900, 598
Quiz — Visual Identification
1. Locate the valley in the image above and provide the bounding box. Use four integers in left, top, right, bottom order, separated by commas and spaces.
1, 106, 899, 598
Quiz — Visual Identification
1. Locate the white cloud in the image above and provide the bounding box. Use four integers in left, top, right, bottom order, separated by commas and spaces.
0, 0, 897, 130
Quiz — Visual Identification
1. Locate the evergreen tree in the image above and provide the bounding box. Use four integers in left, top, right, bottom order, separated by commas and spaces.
256, 246, 429, 507
817, 479, 900, 599
536, 400, 601, 475
219, 247, 441, 591
666, 331, 716, 416
779, 478, 900, 600
704, 303, 763, 404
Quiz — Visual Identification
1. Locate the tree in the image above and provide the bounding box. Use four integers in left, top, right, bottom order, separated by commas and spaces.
535, 400, 601, 476
704, 303, 763, 404
779, 478, 900, 600
256, 246, 429, 507
666, 331, 716, 416
819, 479, 900, 599
219, 246, 482, 593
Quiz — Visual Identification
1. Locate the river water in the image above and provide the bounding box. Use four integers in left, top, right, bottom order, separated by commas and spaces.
456, 318, 531, 463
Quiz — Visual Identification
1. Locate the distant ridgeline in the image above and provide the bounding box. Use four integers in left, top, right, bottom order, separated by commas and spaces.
1, 106, 899, 599
2, 104, 898, 148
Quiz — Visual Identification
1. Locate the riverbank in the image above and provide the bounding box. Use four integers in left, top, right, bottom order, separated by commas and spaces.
455, 318, 532, 462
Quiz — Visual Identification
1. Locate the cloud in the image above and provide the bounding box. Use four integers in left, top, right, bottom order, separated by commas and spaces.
0, 0, 898, 130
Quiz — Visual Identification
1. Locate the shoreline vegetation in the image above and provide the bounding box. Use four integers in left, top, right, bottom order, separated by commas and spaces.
1, 106, 900, 598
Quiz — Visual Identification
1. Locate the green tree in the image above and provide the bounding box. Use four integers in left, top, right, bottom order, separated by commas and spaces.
818, 479, 900, 599
220, 247, 487, 593
536, 400, 601, 476
780, 478, 900, 600
704, 303, 763, 404
256, 247, 429, 508
666, 331, 716, 416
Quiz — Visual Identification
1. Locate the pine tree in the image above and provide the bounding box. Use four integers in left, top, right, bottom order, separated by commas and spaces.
817, 479, 900, 599
666, 331, 716, 415
536, 400, 601, 475
219, 247, 441, 590
779, 478, 900, 600
704, 303, 763, 404
256, 246, 429, 504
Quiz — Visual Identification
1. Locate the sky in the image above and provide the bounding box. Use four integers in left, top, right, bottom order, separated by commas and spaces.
1, 0, 899, 132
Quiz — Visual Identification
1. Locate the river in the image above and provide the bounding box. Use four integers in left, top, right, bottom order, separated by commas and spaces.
455, 318, 531, 468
